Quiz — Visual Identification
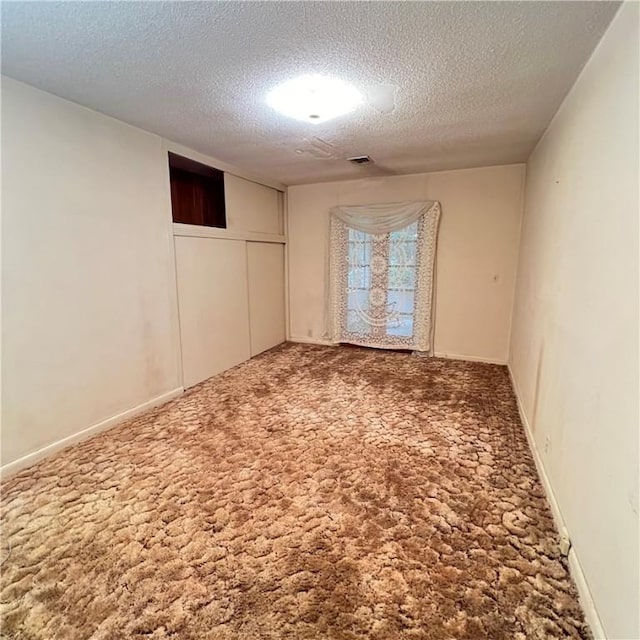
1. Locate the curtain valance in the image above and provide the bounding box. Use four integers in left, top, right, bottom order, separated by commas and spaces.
331, 201, 439, 234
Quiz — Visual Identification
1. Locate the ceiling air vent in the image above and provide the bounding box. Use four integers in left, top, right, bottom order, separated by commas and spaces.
347, 155, 372, 165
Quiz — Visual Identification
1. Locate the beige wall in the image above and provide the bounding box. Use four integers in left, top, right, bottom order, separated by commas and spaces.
288, 164, 524, 363
1, 77, 182, 469
1, 77, 287, 472
509, 4, 639, 638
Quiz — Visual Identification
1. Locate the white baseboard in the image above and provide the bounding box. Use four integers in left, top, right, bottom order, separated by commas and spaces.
288, 336, 335, 347
434, 351, 507, 365
507, 365, 568, 536
507, 364, 606, 640
1, 387, 183, 479
568, 548, 606, 640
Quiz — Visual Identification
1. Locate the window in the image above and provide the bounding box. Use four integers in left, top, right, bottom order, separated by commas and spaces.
168, 152, 226, 228
345, 222, 419, 343
328, 201, 440, 352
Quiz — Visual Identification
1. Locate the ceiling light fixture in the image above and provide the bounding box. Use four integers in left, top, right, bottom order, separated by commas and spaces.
266, 74, 363, 124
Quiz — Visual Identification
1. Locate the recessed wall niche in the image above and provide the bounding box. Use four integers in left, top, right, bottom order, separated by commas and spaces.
168, 152, 226, 228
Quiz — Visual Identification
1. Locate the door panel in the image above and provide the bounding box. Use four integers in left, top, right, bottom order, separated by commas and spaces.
175, 236, 250, 388
224, 174, 281, 234
247, 242, 285, 356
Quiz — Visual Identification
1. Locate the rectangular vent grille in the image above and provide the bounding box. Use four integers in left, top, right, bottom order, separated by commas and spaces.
347, 155, 372, 165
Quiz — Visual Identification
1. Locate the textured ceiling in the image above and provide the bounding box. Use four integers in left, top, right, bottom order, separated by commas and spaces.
1, 1, 619, 185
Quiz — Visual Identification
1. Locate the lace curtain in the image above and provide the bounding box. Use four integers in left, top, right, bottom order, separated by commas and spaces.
327, 201, 441, 352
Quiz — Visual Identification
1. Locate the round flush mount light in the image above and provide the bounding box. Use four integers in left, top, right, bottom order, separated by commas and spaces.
266, 74, 363, 124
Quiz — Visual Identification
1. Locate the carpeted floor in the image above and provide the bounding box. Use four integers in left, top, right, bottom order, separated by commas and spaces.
1, 343, 590, 640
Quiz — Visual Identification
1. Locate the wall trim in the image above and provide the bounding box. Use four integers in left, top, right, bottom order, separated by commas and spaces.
0, 387, 184, 479
433, 351, 506, 365
283, 190, 292, 341
507, 364, 606, 640
288, 336, 335, 347
173, 223, 286, 244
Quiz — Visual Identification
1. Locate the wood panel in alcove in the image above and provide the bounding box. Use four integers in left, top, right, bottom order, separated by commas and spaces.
169, 152, 226, 228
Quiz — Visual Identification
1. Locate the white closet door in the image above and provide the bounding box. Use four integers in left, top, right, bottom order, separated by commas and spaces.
175, 236, 250, 388
224, 174, 281, 234
247, 242, 285, 356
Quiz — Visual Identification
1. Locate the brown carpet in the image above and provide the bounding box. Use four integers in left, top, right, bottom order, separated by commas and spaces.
1, 343, 590, 640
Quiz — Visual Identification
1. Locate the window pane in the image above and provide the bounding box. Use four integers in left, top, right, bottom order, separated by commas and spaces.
348, 243, 371, 267
390, 221, 418, 242
388, 265, 416, 289
347, 289, 369, 311
387, 314, 414, 337
348, 266, 371, 289
348, 242, 358, 265
347, 309, 370, 334
389, 240, 416, 266
345, 221, 420, 344
387, 290, 415, 314
362, 241, 372, 266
